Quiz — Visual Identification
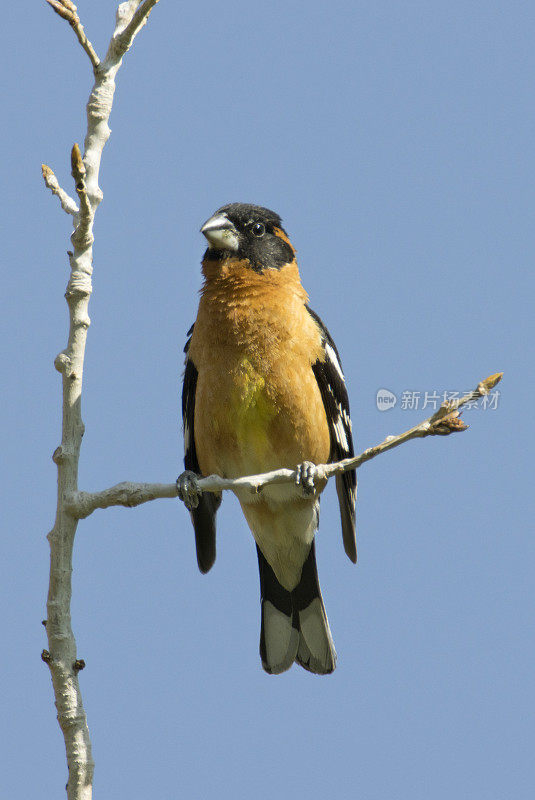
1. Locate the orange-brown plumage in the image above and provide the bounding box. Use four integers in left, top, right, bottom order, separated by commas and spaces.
189, 257, 331, 481
180, 203, 356, 674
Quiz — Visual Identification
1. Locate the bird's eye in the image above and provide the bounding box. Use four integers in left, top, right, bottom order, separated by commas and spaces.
251, 222, 265, 237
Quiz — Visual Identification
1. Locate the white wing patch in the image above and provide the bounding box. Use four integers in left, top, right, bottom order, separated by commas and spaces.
306, 305, 357, 561
332, 414, 349, 451
325, 342, 345, 382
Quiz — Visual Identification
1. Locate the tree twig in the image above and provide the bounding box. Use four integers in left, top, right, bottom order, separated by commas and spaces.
41, 164, 79, 216
64, 372, 503, 519
45, 0, 101, 70
42, 3, 160, 799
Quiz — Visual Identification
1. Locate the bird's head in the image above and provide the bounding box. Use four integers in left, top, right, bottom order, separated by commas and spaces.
200, 203, 295, 273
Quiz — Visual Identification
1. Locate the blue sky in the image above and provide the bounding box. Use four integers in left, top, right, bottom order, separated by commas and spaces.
2, 1, 533, 798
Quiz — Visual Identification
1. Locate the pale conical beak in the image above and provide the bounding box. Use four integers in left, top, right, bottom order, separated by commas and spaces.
200, 213, 239, 251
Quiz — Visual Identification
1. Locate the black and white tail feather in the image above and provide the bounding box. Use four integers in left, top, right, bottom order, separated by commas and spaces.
182, 309, 356, 674
257, 540, 336, 674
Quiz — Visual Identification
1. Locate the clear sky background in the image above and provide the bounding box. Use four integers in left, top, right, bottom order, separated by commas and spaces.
2, 1, 533, 798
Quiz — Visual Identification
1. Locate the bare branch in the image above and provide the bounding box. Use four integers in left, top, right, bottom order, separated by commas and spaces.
67, 481, 178, 518
112, 0, 160, 58
64, 372, 503, 519
43, 2, 161, 798
41, 164, 79, 216
45, 0, 76, 23
45, 0, 100, 70
306, 371, 503, 480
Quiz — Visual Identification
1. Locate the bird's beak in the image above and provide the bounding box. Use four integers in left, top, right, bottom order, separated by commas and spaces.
200, 213, 239, 252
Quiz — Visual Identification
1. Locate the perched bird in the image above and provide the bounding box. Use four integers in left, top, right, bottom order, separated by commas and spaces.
178, 203, 356, 675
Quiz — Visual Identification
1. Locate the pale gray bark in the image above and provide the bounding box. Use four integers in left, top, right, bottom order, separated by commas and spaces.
42, 3, 160, 799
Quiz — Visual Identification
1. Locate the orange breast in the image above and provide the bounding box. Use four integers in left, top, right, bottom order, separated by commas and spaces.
188, 259, 331, 479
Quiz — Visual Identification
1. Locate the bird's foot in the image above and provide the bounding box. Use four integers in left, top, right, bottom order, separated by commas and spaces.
295, 461, 318, 497
176, 470, 202, 510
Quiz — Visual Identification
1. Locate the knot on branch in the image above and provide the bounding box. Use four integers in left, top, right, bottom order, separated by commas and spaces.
65, 273, 92, 303
53, 446, 67, 464
65, 490, 100, 518
87, 87, 114, 124
54, 352, 71, 373
70, 229, 94, 253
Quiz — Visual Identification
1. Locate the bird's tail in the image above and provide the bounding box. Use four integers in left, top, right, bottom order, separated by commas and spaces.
257, 542, 336, 675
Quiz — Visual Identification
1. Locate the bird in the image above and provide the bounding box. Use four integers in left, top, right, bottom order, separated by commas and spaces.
177, 203, 356, 675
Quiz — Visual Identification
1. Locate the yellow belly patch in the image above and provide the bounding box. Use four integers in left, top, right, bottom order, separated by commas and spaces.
231, 357, 276, 462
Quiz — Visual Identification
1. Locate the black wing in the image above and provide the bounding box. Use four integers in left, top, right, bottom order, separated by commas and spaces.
307, 307, 357, 563
183, 325, 221, 573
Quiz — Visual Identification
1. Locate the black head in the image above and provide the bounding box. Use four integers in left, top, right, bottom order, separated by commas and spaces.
200, 203, 295, 272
